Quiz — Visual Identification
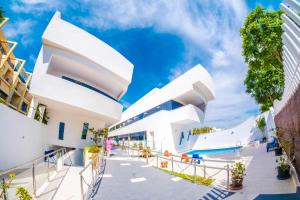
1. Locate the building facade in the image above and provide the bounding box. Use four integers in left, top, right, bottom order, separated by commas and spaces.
0, 17, 33, 114
109, 64, 215, 153
29, 12, 134, 149
273, 0, 300, 176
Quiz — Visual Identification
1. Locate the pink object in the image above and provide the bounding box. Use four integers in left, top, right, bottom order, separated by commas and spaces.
106, 139, 113, 151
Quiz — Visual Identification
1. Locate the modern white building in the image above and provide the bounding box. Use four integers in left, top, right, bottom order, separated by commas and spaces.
29, 11, 134, 149
109, 64, 215, 153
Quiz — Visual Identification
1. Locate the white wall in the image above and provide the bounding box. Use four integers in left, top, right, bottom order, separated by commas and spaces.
109, 105, 204, 154
46, 108, 103, 149
192, 117, 262, 150
0, 104, 48, 170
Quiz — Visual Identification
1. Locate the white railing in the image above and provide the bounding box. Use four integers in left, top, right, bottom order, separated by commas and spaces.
124, 145, 235, 190
0, 148, 71, 199
79, 149, 105, 200
274, 0, 300, 114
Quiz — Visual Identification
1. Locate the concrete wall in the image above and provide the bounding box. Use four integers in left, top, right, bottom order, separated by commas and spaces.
46, 107, 102, 149
0, 104, 48, 170
110, 105, 204, 154
275, 84, 300, 177
192, 117, 263, 150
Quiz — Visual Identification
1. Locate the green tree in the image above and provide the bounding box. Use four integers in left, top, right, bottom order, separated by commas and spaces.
240, 6, 284, 112
0, 7, 4, 20
89, 127, 108, 146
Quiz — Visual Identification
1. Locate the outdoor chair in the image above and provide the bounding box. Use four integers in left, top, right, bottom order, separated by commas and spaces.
266, 137, 279, 152
181, 154, 190, 163
163, 150, 172, 157
161, 161, 168, 168
192, 154, 203, 164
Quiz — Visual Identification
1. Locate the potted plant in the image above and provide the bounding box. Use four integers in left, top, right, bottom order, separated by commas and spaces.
276, 156, 290, 180
141, 147, 151, 158
275, 147, 283, 156
230, 162, 246, 190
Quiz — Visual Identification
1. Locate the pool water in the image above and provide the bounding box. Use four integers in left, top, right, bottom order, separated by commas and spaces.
186, 146, 241, 156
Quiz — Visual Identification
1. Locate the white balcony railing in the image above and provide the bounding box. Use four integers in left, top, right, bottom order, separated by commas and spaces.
274, 0, 300, 114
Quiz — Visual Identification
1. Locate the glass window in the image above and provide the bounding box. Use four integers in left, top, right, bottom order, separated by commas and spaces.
187, 130, 191, 141
58, 122, 65, 140
81, 122, 89, 140
179, 132, 184, 145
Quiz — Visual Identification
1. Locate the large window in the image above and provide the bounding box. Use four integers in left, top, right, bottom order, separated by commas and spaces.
58, 122, 65, 140
110, 100, 183, 131
62, 76, 117, 102
81, 122, 89, 140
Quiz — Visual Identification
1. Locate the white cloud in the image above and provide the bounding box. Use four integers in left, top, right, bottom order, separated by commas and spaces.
10, 0, 63, 14
9, 0, 259, 128
77, 0, 259, 128
3, 19, 36, 45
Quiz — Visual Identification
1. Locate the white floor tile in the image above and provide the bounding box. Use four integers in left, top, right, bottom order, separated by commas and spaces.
120, 163, 131, 166
130, 177, 146, 183
102, 174, 112, 178
141, 164, 152, 168
171, 177, 183, 182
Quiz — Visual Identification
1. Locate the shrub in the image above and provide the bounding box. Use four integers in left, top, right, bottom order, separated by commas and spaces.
192, 126, 213, 135
256, 117, 266, 132
16, 187, 32, 200
159, 168, 214, 186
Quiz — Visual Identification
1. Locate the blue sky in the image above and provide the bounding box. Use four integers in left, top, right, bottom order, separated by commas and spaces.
2, 0, 282, 128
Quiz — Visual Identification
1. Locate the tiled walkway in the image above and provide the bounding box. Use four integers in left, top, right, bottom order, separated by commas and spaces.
92, 149, 234, 200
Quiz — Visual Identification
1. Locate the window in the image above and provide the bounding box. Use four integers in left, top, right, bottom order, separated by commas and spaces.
179, 132, 184, 145
187, 130, 191, 141
81, 122, 89, 139
58, 122, 65, 140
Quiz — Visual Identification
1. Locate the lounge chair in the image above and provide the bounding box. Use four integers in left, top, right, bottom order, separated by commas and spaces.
163, 150, 172, 157
181, 154, 190, 163
266, 137, 279, 152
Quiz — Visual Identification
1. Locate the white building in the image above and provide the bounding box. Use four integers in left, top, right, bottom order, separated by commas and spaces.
29, 11, 134, 149
109, 64, 215, 153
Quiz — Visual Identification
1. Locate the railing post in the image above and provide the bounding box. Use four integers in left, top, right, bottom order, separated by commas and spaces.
47, 156, 50, 181
146, 152, 149, 164
32, 163, 36, 197
203, 160, 206, 178
156, 153, 159, 168
2, 178, 7, 200
226, 163, 230, 190
91, 164, 95, 187
171, 156, 174, 174
80, 175, 84, 200
193, 162, 197, 183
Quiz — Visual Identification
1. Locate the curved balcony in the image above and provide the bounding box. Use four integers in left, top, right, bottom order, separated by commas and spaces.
41, 12, 133, 100
30, 74, 123, 123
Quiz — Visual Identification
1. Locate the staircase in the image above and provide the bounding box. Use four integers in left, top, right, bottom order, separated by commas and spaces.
200, 187, 234, 200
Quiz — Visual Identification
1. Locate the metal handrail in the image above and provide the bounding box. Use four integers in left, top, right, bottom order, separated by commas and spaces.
79, 149, 105, 200
0, 147, 67, 176
126, 146, 235, 164
125, 146, 232, 190
0, 147, 71, 199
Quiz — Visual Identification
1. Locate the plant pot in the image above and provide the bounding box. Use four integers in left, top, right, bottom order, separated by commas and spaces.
275, 148, 283, 156
277, 167, 290, 180
229, 178, 243, 190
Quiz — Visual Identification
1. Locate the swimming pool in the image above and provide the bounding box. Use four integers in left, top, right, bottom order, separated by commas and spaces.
185, 146, 241, 156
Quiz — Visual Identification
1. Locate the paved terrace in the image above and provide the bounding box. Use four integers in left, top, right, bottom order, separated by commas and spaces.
92, 149, 234, 200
